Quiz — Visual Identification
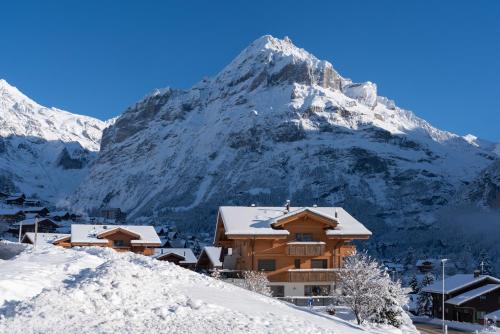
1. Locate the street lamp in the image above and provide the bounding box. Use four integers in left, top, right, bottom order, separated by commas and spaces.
441, 258, 448, 334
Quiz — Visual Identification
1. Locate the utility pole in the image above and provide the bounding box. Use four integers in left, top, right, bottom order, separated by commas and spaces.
18, 219, 23, 243
441, 258, 448, 334
33, 216, 39, 249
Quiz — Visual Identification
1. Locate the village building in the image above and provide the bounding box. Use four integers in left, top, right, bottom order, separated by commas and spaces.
21, 232, 71, 247
415, 259, 441, 273
5, 193, 25, 206
11, 218, 59, 235
66, 224, 161, 255
423, 273, 500, 324
196, 246, 222, 272
213, 205, 371, 297
49, 211, 72, 222
154, 248, 197, 269
0, 209, 25, 223
23, 198, 41, 207
22, 207, 49, 217
485, 309, 500, 326
0, 191, 9, 199
99, 208, 127, 223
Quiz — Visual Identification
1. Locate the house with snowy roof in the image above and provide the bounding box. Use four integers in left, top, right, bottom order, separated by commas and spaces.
5, 193, 25, 206
213, 204, 371, 297
422, 272, 500, 323
196, 246, 222, 272
21, 232, 71, 247
10, 217, 59, 235
154, 248, 197, 269
22, 207, 49, 217
64, 224, 161, 255
0, 209, 25, 223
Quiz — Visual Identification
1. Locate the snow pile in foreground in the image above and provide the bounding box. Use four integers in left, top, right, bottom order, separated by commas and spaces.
0, 243, 413, 334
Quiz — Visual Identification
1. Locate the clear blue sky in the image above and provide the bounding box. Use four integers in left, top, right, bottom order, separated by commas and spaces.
1, 1, 499, 141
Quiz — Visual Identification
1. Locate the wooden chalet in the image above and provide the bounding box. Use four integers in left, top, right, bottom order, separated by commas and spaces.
154, 248, 197, 269
5, 193, 25, 205
23, 198, 42, 207
196, 246, 222, 272
66, 224, 161, 255
0, 209, 25, 223
22, 207, 49, 217
213, 205, 371, 297
423, 273, 500, 324
11, 218, 59, 235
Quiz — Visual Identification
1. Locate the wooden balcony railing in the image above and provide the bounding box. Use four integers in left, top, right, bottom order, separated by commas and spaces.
288, 269, 337, 282
287, 242, 325, 256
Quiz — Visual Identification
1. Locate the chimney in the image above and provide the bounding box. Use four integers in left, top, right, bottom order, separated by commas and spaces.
334, 209, 338, 218
313, 204, 317, 208
285, 200, 290, 212
473, 269, 481, 278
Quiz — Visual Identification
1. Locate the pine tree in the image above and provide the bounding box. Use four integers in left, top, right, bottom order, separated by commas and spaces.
371, 275, 411, 328
409, 274, 419, 294
417, 273, 434, 316
477, 250, 494, 276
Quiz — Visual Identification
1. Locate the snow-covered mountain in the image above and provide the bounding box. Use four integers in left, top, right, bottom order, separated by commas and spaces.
0, 79, 107, 202
71, 35, 498, 241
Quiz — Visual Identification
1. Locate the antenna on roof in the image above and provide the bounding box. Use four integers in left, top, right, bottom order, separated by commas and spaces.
285, 200, 291, 213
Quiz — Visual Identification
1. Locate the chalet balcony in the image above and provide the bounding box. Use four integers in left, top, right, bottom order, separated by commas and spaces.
286, 241, 325, 256
288, 269, 338, 282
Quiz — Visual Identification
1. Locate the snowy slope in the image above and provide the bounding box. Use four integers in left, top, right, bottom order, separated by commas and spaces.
71, 35, 498, 239
0, 79, 107, 201
0, 242, 416, 334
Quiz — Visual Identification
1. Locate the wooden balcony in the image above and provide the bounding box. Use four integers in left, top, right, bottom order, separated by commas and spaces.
286, 242, 325, 256
288, 269, 337, 282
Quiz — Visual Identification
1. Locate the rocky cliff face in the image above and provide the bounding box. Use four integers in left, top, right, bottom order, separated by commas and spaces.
0, 79, 107, 201
71, 35, 498, 241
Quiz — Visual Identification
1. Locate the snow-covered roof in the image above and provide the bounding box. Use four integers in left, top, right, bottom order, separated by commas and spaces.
218, 206, 371, 237
22, 207, 49, 212
423, 274, 500, 294
49, 211, 70, 217
22, 233, 71, 246
0, 209, 24, 215
416, 259, 441, 267
70, 224, 161, 246
154, 248, 197, 264
485, 309, 500, 320
446, 284, 500, 306
200, 246, 222, 267
13, 218, 58, 227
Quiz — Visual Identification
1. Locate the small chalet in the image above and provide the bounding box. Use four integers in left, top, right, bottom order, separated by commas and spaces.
214, 205, 371, 297
0, 209, 25, 223
21, 232, 71, 247
154, 248, 197, 269
66, 224, 161, 255
11, 218, 59, 235
196, 246, 222, 272
49, 211, 75, 222
423, 273, 500, 324
23, 198, 41, 207
485, 309, 500, 326
22, 207, 49, 217
416, 259, 441, 273
5, 193, 25, 206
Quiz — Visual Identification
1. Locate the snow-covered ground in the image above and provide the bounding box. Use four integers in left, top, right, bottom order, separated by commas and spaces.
0, 241, 418, 334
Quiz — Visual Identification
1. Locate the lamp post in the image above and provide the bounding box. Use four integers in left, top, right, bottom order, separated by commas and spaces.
441, 258, 448, 334
33, 216, 39, 249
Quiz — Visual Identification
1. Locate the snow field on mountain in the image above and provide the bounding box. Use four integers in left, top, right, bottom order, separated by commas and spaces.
0, 242, 415, 334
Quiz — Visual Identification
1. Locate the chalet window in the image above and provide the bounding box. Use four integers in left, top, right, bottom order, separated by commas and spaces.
113, 240, 125, 247
294, 259, 301, 269
304, 285, 330, 296
295, 233, 313, 242
258, 259, 276, 271
270, 285, 284, 297
311, 259, 328, 269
